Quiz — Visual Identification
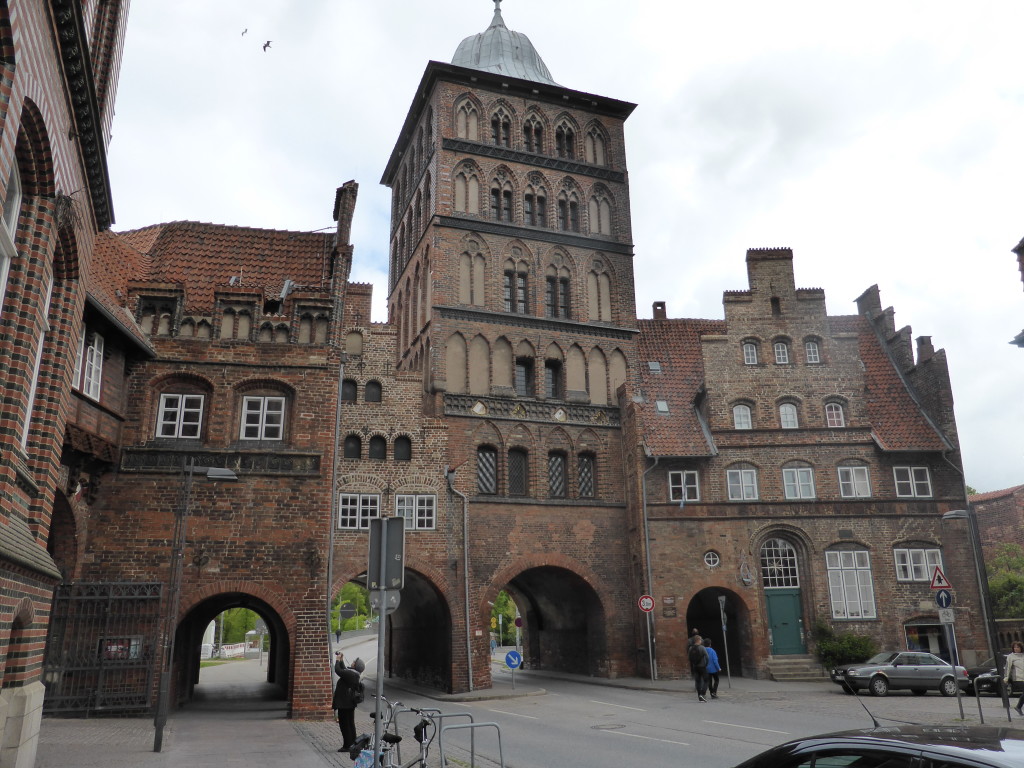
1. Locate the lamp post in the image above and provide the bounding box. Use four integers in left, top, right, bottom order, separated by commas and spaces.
942, 509, 999, 672
153, 460, 238, 752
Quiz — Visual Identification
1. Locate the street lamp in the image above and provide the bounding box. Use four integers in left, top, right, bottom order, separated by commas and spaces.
153, 460, 238, 752
942, 509, 998, 663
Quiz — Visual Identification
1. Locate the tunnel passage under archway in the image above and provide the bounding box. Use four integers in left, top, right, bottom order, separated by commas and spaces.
382, 569, 453, 692
685, 587, 751, 677
173, 593, 290, 709
506, 566, 607, 677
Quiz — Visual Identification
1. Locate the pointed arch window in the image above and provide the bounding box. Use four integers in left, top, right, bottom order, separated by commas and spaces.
524, 117, 543, 153
545, 266, 570, 318
578, 452, 596, 497
555, 122, 575, 158
588, 192, 612, 235
456, 100, 479, 141
584, 128, 607, 165
503, 261, 529, 314
557, 192, 580, 232
490, 180, 513, 222
524, 185, 547, 227
548, 451, 567, 497
490, 109, 511, 147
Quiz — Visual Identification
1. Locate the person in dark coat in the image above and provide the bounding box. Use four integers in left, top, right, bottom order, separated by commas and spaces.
688, 635, 710, 702
332, 651, 362, 752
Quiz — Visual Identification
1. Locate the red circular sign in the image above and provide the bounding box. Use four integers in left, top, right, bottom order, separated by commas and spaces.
638, 595, 655, 612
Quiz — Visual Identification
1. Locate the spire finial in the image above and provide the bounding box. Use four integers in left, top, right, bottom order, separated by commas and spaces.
494, 0, 502, 10
490, 0, 505, 28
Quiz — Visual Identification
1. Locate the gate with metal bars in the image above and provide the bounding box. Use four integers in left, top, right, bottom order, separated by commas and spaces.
43, 582, 163, 715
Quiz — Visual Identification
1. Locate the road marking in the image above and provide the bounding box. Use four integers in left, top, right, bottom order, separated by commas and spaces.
487, 709, 538, 719
589, 699, 646, 711
703, 720, 790, 735
607, 731, 690, 746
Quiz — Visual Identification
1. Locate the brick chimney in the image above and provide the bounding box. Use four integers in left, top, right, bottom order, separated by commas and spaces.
652, 301, 667, 320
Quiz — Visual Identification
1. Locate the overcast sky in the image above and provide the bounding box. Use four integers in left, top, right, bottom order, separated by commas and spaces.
107, 1, 1024, 493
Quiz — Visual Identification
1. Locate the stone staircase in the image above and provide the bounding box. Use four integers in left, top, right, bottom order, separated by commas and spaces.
766, 654, 829, 682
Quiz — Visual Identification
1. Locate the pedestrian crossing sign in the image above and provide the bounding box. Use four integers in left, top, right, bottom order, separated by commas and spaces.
930, 566, 952, 590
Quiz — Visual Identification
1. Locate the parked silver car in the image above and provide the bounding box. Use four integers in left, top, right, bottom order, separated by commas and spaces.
830, 651, 970, 696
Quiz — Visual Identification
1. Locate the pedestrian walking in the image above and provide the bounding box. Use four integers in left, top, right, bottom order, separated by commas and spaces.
687, 627, 701, 647
688, 634, 710, 702
1005, 641, 1024, 714
332, 651, 364, 752
704, 638, 721, 698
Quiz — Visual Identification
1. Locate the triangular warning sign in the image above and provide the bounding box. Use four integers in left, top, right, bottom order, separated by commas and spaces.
930, 566, 952, 589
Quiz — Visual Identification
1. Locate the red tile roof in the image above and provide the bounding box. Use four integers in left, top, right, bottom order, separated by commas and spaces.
970, 485, 1024, 503
635, 318, 725, 457
856, 314, 951, 452
116, 221, 336, 312
88, 231, 154, 350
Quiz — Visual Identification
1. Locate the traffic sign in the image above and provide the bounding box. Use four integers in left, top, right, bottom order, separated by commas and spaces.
505, 650, 522, 669
338, 602, 356, 619
935, 589, 953, 609
939, 608, 955, 624
638, 595, 655, 613
930, 566, 952, 590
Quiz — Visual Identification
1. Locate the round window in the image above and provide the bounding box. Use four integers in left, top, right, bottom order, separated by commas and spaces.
703, 551, 721, 568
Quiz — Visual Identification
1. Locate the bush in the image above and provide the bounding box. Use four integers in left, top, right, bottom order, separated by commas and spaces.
812, 620, 878, 669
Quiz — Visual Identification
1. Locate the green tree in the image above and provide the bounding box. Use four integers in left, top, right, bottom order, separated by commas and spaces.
332, 582, 370, 632
966, 485, 978, 496
987, 543, 1024, 619
220, 607, 259, 644
490, 590, 517, 645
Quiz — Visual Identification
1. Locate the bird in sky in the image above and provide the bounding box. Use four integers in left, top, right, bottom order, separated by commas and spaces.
263, 40, 272, 51
241, 28, 247, 36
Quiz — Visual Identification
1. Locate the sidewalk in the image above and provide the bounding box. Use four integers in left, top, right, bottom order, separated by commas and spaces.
35, 641, 1019, 767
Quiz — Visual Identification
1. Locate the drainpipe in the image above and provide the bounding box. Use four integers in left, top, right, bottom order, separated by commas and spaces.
327, 351, 347, 651
641, 445, 659, 680
447, 468, 473, 691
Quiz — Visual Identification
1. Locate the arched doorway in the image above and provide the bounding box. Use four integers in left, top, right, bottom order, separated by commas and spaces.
501, 565, 607, 677
381, 569, 453, 691
174, 593, 290, 709
759, 537, 806, 655
685, 587, 750, 677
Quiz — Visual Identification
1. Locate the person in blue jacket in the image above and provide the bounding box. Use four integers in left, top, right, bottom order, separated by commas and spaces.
704, 638, 722, 699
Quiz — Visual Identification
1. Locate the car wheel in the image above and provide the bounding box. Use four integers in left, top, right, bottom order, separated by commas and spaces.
940, 677, 958, 697
869, 675, 889, 697
911, 689, 927, 696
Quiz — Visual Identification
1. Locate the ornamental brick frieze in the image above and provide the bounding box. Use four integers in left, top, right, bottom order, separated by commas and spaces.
435, 215, 633, 255
438, 305, 635, 339
444, 393, 620, 427
443, 138, 626, 183
120, 448, 321, 476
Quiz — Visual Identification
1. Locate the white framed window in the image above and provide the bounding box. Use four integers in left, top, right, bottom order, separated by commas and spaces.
240, 395, 285, 440
742, 342, 758, 365
805, 340, 821, 364
158, 394, 205, 438
21, 278, 53, 449
338, 493, 380, 529
396, 494, 436, 530
893, 466, 932, 498
782, 466, 815, 499
774, 342, 790, 364
779, 403, 798, 429
727, 466, 758, 500
825, 402, 845, 428
733, 404, 752, 430
894, 547, 942, 582
668, 470, 699, 503
760, 538, 799, 587
81, 332, 105, 401
838, 465, 870, 498
826, 550, 876, 619
0, 158, 21, 319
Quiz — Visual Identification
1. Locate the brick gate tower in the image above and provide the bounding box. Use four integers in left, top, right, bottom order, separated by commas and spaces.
379, 2, 645, 689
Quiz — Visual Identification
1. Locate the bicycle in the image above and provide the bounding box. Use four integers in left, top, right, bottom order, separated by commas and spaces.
349, 694, 440, 768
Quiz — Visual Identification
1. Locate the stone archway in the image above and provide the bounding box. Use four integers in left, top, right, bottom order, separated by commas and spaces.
685, 587, 752, 678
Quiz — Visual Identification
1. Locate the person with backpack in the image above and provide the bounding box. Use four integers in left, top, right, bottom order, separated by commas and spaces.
688, 634, 710, 702
332, 651, 364, 752
704, 638, 721, 699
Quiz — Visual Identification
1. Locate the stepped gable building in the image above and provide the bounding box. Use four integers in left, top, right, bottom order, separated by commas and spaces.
623, 248, 978, 679
0, 1, 129, 763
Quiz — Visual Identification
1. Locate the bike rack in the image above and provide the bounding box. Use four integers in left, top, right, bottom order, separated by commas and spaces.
438, 721, 504, 768
393, 708, 474, 766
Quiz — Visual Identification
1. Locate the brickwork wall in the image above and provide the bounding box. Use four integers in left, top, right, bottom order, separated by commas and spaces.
973, 487, 1024, 555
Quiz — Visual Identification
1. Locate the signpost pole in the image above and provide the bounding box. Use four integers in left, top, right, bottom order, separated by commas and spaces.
719, 595, 732, 688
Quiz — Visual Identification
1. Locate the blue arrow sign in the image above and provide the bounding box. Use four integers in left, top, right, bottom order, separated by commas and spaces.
935, 589, 953, 609
505, 650, 522, 669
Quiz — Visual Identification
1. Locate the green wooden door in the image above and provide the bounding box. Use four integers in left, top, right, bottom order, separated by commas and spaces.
766, 588, 805, 655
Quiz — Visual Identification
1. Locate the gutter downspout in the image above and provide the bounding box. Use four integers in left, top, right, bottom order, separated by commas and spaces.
641, 446, 659, 681
326, 353, 347, 650
447, 469, 473, 691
